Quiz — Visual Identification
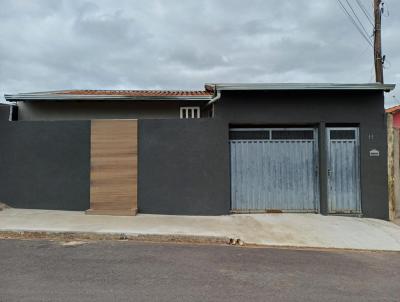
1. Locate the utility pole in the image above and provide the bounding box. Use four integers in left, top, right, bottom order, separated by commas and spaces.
374, 0, 384, 83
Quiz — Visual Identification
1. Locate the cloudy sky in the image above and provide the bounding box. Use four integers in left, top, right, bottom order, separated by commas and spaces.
0, 0, 398, 106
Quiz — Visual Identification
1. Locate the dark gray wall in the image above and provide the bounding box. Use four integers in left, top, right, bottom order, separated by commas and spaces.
17, 101, 208, 121
138, 119, 230, 215
214, 90, 388, 219
0, 105, 10, 121
0, 121, 90, 210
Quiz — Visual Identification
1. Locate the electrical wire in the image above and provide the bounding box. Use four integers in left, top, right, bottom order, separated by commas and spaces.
336, 0, 372, 44
336, 0, 373, 47
344, 0, 372, 38
355, 0, 374, 25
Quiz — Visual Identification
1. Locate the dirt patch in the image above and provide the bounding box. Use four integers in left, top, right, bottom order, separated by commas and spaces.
0, 202, 10, 211
0, 230, 231, 246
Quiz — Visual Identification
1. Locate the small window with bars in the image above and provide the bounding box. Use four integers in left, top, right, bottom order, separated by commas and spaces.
229, 129, 314, 140
330, 130, 356, 140
271, 130, 314, 140
229, 130, 270, 140
180, 107, 200, 119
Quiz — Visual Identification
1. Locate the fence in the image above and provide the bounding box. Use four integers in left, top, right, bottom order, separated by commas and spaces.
0, 118, 230, 215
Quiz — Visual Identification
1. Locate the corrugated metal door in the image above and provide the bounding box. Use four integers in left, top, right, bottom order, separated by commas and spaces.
327, 127, 361, 214
230, 128, 319, 213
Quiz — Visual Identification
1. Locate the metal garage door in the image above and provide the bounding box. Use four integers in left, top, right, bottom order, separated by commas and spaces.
230, 128, 319, 213
327, 127, 361, 214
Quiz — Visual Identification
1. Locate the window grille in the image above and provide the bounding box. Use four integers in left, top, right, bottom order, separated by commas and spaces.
180, 107, 200, 119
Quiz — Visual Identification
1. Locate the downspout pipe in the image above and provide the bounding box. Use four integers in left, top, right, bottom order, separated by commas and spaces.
205, 90, 221, 118
206, 90, 221, 107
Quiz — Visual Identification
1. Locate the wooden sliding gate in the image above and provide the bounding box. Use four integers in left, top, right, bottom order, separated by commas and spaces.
86, 120, 138, 216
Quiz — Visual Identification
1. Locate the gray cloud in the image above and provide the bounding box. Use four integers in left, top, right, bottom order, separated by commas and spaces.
0, 0, 398, 106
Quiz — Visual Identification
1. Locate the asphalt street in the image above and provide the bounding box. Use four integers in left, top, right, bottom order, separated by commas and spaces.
0, 239, 399, 302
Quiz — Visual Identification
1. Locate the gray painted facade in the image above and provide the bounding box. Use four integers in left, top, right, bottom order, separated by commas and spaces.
17, 100, 209, 121
138, 119, 230, 215
213, 90, 388, 219
135, 90, 388, 219
0, 87, 390, 219
0, 121, 90, 210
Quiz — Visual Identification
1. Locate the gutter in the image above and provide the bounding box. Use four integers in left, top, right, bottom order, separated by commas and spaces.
205, 83, 396, 92
4, 94, 213, 102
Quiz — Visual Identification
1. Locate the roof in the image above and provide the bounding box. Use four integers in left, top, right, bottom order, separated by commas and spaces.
59, 90, 213, 97
386, 104, 400, 114
4, 83, 395, 102
205, 83, 395, 92
4, 89, 214, 101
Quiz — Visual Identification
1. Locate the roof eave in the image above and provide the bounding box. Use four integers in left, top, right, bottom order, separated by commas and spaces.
205, 83, 396, 92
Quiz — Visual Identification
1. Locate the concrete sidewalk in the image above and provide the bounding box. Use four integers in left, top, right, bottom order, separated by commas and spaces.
1, 208, 400, 251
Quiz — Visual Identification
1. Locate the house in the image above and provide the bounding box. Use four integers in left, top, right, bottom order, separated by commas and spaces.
386, 104, 400, 128
1, 82, 395, 219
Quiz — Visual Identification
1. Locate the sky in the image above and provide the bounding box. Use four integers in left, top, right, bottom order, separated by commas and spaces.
0, 0, 399, 107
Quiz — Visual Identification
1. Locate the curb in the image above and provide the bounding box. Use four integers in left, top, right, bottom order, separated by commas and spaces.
1, 230, 399, 252
0, 230, 231, 245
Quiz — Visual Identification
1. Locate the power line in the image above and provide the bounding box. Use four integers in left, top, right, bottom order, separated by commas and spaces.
344, 0, 372, 38
355, 0, 374, 25
336, 0, 373, 47
336, 0, 372, 43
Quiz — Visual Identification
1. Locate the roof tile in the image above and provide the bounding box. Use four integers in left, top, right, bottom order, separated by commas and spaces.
57, 90, 213, 97
386, 104, 400, 114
